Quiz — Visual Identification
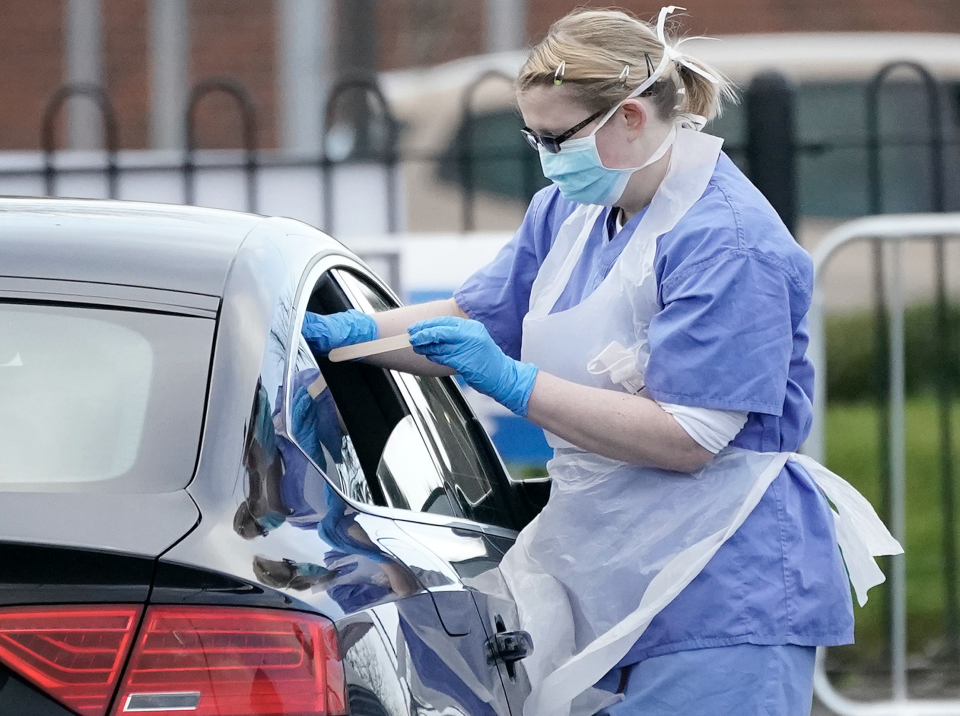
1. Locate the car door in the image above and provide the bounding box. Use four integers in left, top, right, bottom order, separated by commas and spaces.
294, 258, 536, 714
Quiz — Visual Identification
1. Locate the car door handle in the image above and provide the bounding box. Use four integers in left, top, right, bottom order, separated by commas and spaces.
485, 629, 534, 665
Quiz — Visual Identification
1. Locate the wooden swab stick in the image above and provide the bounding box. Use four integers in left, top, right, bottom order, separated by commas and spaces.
327, 333, 412, 363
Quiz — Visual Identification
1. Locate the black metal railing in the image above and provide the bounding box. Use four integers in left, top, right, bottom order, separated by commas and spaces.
184, 78, 259, 212
865, 61, 957, 658
28, 68, 960, 234
320, 75, 400, 234
458, 69, 516, 232
41, 83, 119, 198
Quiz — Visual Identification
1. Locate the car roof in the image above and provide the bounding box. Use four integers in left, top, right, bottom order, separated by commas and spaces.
0, 197, 267, 297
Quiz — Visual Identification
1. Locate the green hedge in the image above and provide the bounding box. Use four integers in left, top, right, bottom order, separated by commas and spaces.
825, 397, 960, 665
825, 303, 960, 402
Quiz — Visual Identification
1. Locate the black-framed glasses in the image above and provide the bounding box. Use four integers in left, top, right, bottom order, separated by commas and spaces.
520, 108, 607, 154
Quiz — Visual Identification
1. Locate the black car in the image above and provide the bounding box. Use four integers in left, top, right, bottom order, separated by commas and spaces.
0, 198, 548, 716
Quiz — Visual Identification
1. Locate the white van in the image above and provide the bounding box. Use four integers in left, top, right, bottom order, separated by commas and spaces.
379, 32, 960, 233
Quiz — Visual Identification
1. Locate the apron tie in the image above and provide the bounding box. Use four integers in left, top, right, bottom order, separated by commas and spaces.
792, 453, 904, 606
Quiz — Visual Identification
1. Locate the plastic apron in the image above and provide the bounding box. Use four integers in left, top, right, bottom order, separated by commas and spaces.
489, 127, 903, 716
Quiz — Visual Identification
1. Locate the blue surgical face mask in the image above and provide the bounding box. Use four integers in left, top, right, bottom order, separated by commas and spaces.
534, 2, 722, 207
258, 512, 286, 532
538, 115, 677, 207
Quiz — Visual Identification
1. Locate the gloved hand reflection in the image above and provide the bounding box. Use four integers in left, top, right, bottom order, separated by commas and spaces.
290, 383, 344, 467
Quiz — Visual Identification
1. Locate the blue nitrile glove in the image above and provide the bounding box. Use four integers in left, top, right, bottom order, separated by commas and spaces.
301, 310, 378, 355
408, 316, 538, 417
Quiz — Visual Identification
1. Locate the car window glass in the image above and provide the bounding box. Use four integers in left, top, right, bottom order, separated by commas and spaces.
253, 279, 372, 509
335, 271, 394, 313
287, 338, 370, 504
397, 375, 502, 514
375, 415, 456, 516
235, 281, 374, 542
0, 303, 212, 492
305, 269, 454, 513
332, 269, 516, 530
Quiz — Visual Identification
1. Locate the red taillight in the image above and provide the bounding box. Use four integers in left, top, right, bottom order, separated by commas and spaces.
111, 606, 346, 716
0, 604, 142, 716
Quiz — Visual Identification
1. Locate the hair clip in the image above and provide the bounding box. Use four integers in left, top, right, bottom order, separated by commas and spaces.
554, 61, 566, 86
645, 53, 655, 79
618, 64, 630, 88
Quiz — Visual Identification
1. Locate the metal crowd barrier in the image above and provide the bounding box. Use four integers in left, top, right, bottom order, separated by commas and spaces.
807, 213, 960, 716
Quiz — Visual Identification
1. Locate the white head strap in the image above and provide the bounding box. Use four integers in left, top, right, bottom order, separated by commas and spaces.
624, 5, 721, 103
591, 6, 721, 132
654, 7, 721, 84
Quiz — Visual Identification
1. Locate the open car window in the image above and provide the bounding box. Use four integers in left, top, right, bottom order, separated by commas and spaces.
287, 263, 519, 531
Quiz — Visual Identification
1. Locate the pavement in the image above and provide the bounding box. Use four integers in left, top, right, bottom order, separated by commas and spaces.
812, 664, 960, 714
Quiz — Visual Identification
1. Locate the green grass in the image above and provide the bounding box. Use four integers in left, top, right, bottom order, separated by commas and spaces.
825, 395, 960, 664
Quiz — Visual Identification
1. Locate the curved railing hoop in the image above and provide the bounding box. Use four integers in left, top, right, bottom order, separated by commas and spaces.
183, 77, 259, 213
321, 75, 400, 160
457, 70, 517, 232
866, 60, 945, 215
320, 75, 400, 234
41, 83, 120, 198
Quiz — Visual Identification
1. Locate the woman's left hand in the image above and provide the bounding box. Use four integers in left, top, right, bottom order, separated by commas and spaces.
408, 316, 538, 416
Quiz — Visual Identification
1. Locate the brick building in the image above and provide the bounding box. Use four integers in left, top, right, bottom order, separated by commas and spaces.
0, 0, 958, 152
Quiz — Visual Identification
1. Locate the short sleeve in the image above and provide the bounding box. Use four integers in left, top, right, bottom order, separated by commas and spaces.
645, 251, 807, 416
454, 187, 563, 360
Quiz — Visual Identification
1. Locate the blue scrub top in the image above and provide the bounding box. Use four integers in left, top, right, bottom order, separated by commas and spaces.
454, 153, 854, 664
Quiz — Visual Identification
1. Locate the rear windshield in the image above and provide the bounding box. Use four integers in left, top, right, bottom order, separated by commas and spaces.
0, 303, 214, 492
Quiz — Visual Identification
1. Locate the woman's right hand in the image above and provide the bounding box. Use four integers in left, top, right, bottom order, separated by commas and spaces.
301, 310, 378, 355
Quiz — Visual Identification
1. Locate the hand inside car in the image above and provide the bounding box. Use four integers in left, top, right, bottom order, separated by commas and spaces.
301, 310, 378, 355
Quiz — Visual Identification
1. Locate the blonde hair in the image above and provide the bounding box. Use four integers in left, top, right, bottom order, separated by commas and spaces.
517, 8, 735, 122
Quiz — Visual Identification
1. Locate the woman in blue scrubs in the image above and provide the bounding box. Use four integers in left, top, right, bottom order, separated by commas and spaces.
302, 7, 898, 715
